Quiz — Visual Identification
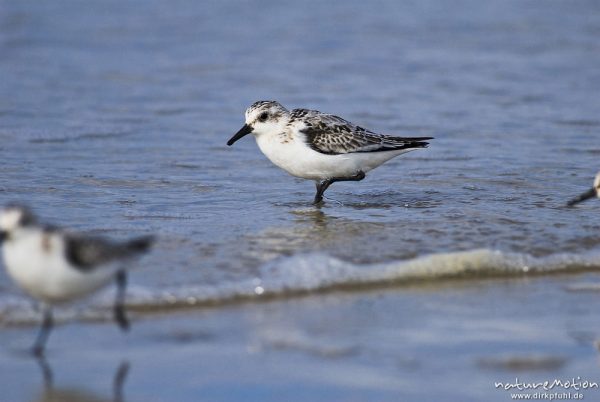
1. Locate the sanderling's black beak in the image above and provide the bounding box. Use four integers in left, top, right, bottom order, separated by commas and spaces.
227, 124, 253, 146
0, 231, 7, 243
567, 188, 597, 207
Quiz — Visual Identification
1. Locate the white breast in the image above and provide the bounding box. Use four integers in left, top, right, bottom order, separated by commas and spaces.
254, 133, 416, 181
2, 228, 117, 304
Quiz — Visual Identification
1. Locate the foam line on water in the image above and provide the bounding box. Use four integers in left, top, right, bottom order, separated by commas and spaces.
1, 248, 599, 326
124, 248, 600, 310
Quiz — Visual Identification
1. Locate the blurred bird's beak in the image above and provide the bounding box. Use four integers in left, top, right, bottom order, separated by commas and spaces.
227, 124, 253, 146
567, 188, 597, 207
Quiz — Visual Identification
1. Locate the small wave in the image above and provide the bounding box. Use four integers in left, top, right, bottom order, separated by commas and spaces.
110, 248, 600, 309
1, 249, 599, 326
247, 248, 600, 294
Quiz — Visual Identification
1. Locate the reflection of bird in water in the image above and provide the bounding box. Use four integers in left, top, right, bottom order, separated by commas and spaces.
0, 204, 154, 355
568, 172, 600, 206
34, 357, 129, 402
290, 209, 329, 228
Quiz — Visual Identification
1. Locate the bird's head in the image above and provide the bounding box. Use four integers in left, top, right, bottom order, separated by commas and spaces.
227, 100, 289, 146
0, 204, 36, 243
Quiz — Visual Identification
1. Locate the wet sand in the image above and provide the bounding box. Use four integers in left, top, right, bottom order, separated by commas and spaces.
3, 274, 600, 402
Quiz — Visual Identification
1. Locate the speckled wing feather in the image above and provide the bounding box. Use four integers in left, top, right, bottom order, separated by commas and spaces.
64, 233, 153, 271
292, 109, 433, 155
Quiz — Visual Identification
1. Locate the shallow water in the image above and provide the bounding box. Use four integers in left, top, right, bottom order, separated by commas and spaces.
1, 0, 600, 401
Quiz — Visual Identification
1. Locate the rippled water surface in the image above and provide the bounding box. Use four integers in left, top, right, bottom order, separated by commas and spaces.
1, 1, 600, 401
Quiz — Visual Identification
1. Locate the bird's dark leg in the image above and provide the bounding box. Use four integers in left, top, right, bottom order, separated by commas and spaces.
36, 354, 53, 389
313, 171, 366, 204
32, 307, 53, 357
314, 180, 333, 204
113, 360, 131, 402
114, 270, 130, 332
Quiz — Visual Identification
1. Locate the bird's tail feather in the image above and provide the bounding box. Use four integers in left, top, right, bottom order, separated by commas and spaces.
385, 136, 433, 150
125, 235, 154, 254
405, 141, 430, 148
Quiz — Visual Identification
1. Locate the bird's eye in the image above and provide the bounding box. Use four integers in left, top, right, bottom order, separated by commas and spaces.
258, 112, 269, 122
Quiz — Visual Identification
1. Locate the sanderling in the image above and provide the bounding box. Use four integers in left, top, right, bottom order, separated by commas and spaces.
227, 101, 433, 204
0, 204, 153, 355
567, 172, 600, 206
